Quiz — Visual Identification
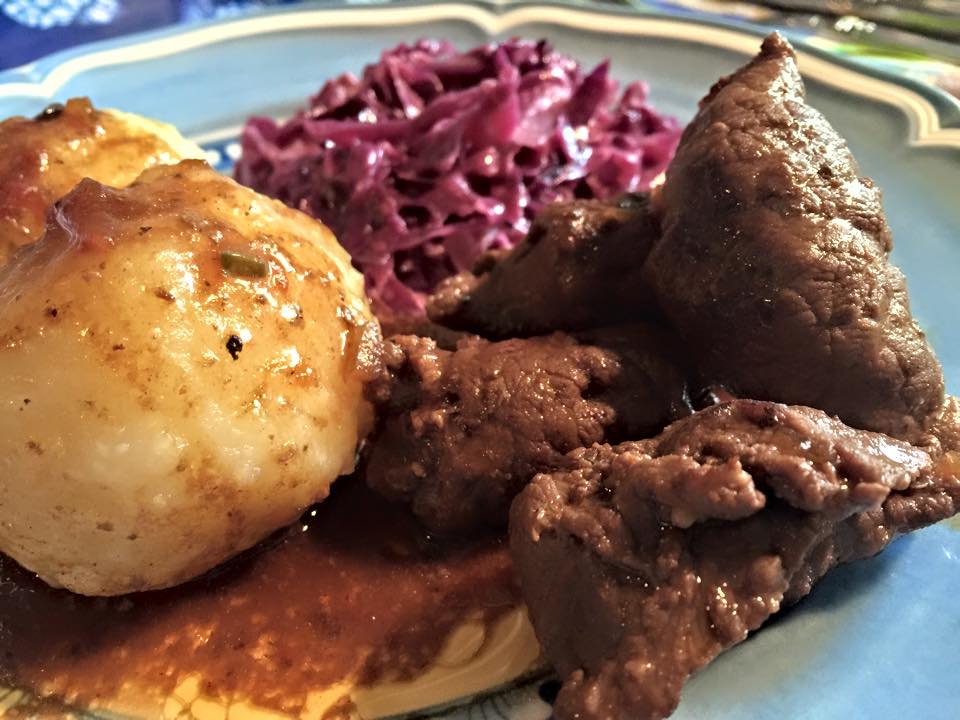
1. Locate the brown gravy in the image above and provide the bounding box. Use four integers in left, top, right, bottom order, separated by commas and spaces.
0, 478, 519, 715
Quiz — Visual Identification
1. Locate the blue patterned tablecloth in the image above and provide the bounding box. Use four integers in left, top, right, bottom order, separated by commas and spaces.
0, 0, 299, 69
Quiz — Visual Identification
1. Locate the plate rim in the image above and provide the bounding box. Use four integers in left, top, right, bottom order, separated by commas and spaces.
0, 0, 958, 150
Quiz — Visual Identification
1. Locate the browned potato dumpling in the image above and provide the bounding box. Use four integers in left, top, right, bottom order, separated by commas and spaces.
0, 97, 203, 265
0, 160, 380, 595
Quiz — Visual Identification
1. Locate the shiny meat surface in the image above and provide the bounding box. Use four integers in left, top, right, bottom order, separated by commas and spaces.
643, 33, 943, 440
0, 160, 380, 595
428, 194, 660, 337
0, 98, 202, 265
510, 400, 960, 720
364, 326, 691, 533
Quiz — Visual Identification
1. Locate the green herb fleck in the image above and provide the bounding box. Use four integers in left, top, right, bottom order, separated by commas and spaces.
220, 251, 268, 278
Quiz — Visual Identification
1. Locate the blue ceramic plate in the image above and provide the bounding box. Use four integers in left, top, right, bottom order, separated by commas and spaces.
1, 3, 959, 719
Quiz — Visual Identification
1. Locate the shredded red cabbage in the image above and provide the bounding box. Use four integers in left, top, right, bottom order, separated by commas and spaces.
235, 39, 681, 315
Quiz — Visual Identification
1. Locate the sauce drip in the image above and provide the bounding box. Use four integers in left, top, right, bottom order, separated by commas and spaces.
0, 479, 519, 714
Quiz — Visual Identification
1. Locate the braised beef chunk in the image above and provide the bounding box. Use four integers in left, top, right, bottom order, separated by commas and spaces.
377, 313, 470, 351
364, 326, 692, 534
643, 33, 944, 440
510, 400, 960, 720
427, 194, 660, 338
358, 33, 957, 720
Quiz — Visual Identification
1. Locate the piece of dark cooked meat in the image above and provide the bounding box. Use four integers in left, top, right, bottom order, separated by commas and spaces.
377, 312, 469, 351
643, 33, 944, 440
510, 400, 960, 720
427, 193, 660, 338
364, 326, 692, 534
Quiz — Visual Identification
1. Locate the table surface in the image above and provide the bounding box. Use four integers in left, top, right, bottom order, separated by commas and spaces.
0, 0, 958, 103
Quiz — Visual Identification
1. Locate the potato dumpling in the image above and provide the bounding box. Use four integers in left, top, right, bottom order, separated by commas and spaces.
0, 160, 381, 595
0, 97, 203, 264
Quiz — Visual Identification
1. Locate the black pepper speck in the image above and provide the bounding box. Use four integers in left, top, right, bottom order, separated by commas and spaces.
226, 335, 244, 360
